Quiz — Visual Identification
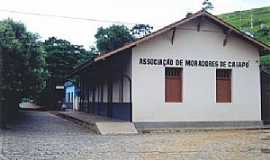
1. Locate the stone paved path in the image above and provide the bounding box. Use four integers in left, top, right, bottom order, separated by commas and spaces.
1, 111, 270, 160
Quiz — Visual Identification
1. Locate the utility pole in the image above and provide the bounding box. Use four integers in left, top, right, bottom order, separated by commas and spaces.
250, 14, 254, 30
239, 11, 242, 30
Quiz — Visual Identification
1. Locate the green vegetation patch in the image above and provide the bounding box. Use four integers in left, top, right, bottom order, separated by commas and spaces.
220, 6, 270, 64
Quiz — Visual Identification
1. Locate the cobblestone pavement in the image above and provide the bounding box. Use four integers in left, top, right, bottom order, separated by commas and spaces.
1, 111, 270, 160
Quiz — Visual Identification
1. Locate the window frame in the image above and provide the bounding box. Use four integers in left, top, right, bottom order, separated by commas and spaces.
216, 69, 232, 103
165, 67, 183, 103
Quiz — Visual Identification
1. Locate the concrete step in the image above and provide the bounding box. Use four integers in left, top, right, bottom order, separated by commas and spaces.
96, 122, 138, 135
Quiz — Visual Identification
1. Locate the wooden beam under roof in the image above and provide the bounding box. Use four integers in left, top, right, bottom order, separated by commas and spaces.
171, 27, 176, 45
223, 29, 232, 47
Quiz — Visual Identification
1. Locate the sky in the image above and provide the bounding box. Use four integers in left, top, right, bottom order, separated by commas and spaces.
0, 0, 269, 49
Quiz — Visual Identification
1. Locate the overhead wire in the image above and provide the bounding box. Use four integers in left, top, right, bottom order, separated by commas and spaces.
0, 9, 150, 25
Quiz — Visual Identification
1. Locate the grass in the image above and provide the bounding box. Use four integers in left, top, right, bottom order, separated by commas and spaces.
219, 6, 270, 64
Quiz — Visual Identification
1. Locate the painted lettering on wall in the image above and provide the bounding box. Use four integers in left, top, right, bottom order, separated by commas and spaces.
139, 58, 249, 68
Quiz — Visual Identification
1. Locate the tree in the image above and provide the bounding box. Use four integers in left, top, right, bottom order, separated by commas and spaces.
0, 19, 47, 126
95, 25, 135, 54
202, 0, 214, 11
185, 12, 193, 18
131, 24, 153, 38
95, 24, 153, 53
252, 24, 270, 48
44, 37, 96, 83
37, 37, 96, 108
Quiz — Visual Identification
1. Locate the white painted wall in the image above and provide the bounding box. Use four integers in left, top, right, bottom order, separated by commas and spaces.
123, 78, 131, 103
95, 86, 99, 102
123, 56, 132, 103
65, 85, 79, 110
65, 86, 74, 103
103, 82, 108, 103
89, 89, 93, 103
74, 96, 79, 110
131, 18, 261, 122
112, 79, 120, 103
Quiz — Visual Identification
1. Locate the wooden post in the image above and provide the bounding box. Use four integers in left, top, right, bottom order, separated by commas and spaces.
171, 27, 176, 45
223, 29, 232, 47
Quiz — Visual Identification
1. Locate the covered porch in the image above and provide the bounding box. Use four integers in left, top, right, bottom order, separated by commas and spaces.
77, 49, 132, 121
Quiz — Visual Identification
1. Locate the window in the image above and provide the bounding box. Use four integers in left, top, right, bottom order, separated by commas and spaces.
216, 69, 231, 103
165, 68, 182, 102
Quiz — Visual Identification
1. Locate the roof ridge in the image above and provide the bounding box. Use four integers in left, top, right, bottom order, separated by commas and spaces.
69, 10, 270, 76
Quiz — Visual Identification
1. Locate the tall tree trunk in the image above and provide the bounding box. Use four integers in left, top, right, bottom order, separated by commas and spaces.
0, 47, 7, 129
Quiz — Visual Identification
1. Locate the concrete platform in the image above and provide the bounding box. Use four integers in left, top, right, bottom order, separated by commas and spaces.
96, 122, 137, 135
55, 111, 138, 135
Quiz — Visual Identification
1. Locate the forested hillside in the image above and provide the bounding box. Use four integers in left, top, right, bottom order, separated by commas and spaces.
219, 6, 270, 64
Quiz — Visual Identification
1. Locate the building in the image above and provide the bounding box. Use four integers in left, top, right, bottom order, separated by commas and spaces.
70, 11, 270, 128
64, 81, 79, 110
